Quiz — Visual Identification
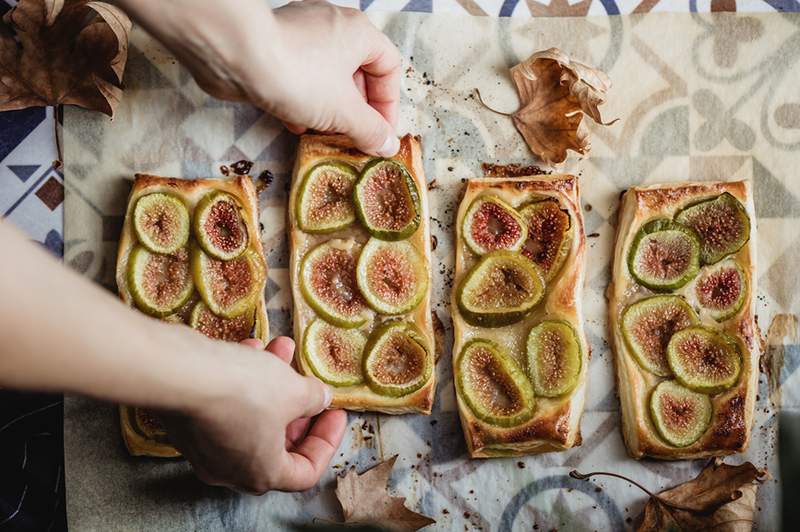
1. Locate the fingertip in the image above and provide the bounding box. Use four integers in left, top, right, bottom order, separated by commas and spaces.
239, 338, 265, 350
266, 336, 295, 364
376, 134, 400, 158
283, 121, 307, 135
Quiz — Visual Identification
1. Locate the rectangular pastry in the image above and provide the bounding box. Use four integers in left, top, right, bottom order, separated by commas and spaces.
288, 134, 435, 414
608, 181, 758, 460
115, 174, 268, 457
451, 175, 589, 457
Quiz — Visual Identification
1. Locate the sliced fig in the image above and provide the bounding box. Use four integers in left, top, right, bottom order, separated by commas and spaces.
456, 340, 535, 427
133, 193, 190, 254
526, 320, 582, 397
134, 408, 169, 439
519, 199, 572, 281
192, 246, 264, 318
300, 239, 371, 328
457, 251, 545, 327
354, 159, 421, 240
627, 219, 700, 290
666, 326, 741, 394
462, 195, 527, 255
303, 318, 366, 387
621, 295, 699, 377
163, 293, 199, 324
127, 245, 194, 317
694, 260, 747, 322
296, 161, 358, 233
189, 300, 254, 342
675, 192, 750, 265
193, 191, 248, 260
356, 238, 427, 315
650, 380, 712, 447
363, 321, 432, 397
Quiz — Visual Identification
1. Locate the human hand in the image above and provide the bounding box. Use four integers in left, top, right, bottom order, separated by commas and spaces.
117, 0, 402, 157
159, 336, 347, 494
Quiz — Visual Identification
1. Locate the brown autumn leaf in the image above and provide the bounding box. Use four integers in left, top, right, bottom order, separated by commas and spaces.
571, 459, 766, 532
335, 455, 436, 531
0, 0, 131, 115
478, 47, 614, 165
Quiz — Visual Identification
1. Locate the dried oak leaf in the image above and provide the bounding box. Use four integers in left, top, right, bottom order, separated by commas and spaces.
571, 459, 766, 532
0, 0, 131, 115
479, 47, 614, 165
335, 455, 435, 531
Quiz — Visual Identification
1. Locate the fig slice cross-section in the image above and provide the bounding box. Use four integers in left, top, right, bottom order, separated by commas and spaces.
354, 159, 421, 240
457, 250, 545, 327
189, 300, 255, 342
133, 193, 190, 254
462, 195, 528, 255
456, 339, 535, 427
675, 192, 750, 265
694, 260, 747, 322
363, 321, 432, 397
193, 191, 249, 260
666, 326, 742, 395
519, 199, 572, 281
192, 246, 265, 319
303, 318, 366, 387
356, 237, 428, 315
127, 245, 194, 317
621, 295, 699, 377
296, 161, 358, 233
300, 239, 371, 328
650, 380, 712, 447
526, 320, 582, 397
627, 219, 700, 291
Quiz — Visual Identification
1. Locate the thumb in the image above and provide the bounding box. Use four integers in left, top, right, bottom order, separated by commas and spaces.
291, 374, 334, 418
335, 91, 400, 158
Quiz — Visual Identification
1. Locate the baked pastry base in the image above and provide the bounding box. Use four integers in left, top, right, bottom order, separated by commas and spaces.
608, 180, 759, 460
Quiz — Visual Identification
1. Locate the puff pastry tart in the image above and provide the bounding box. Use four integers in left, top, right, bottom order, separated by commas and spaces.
609, 181, 758, 460
115, 174, 268, 457
288, 134, 435, 414
451, 176, 589, 458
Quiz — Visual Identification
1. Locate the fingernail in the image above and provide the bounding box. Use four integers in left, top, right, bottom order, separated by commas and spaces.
376, 134, 400, 158
323, 385, 333, 408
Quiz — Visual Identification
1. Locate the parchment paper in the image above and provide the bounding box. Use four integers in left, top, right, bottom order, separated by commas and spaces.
64, 11, 800, 531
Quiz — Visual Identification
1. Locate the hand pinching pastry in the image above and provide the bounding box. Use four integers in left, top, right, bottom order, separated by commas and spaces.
116, 174, 268, 457
451, 175, 589, 457
608, 181, 758, 459
289, 134, 435, 414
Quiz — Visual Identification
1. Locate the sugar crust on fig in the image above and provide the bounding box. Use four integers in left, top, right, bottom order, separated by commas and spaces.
519, 199, 572, 281
354, 159, 421, 241
627, 219, 700, 291
194, 191, 248, 260
675, 192, 750, 265
621, 295, 699, 377
356, 238, 427, 315
300, 239, 370, 328
462, 195, 527, 255
192, 246, 264, 318
457, 339, 535, 427
457, 251, 545, 327
363, 321, 431, 397
666, 326, 741, 395
296, 161, 358, 233
526, 320, 581, 397
127, 245, 194, 317
133, 193, 190, 254
694, 260, 747, 322
303, 318, 366, 387
650, 380, 712, 447
189, 300, 254, 342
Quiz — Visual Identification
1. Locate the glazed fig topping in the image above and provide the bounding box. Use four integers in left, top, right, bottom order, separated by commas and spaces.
666, 327, 741, 395
355, 159, 421, 240
303, 318, 366, 387
527, 320, 581, 397
192, 247, 264, 318
356, 238, 427, 315
695, 260, 746, 322
628, 219, 700, 291
519, 200, 572, 281
462, 195, 527, 255
650, 380, 712, 447
675, 193, 750, 265
194, 191, 248, 260
133, 193, 190, 254
190, 301, 254, 342
296, 161, 358, 233
363, 321, 432, 397
128, 245, 194, 317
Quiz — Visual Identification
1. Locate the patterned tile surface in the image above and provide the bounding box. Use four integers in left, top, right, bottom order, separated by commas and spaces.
2, 0, 799, 531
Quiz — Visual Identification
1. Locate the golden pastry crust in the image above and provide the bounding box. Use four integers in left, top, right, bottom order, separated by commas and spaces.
608, 180, 758, 460
452, 176, 588, 458
288, 134, 435, 414
116, 174, 269, 457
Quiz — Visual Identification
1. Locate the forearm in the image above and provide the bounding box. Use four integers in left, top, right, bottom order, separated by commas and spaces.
0, 220, 230, 412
